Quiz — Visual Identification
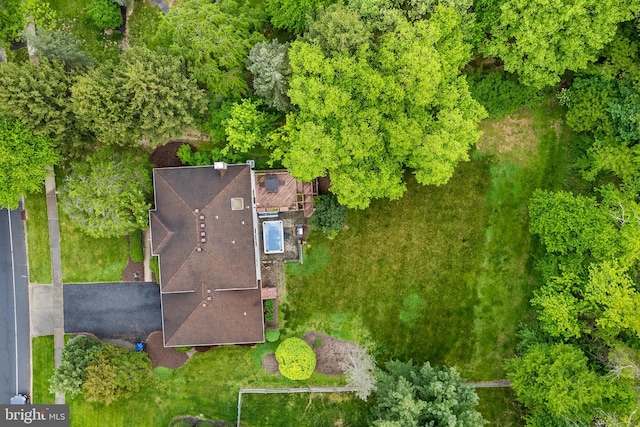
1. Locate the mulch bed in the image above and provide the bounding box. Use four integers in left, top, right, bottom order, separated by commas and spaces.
150, 141, 195, 168
261, 331, 359, 376
121, 257, 144, 282
145, 331, 189, 369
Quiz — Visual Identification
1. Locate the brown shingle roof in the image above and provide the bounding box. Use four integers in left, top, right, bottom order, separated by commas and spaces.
150, 165, 264, 346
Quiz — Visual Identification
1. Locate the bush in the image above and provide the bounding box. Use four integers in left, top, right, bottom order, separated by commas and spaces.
264, 299, 275, 312
49, 335, 102, 397
310, 194, 347, 239
150, 256, 159, 277
168, 418, 192, 427
467, 70, 545, 119
129, 229, 144, 263
175, 346, 193, 353
88, 0, 123, 30
265, 312, 275, 323
265, 328, 280, 342
313, 338, 322, 348
275, 337, 316, 380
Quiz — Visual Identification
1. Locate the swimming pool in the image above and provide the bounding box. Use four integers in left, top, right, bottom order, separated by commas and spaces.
263, 220, 284, 254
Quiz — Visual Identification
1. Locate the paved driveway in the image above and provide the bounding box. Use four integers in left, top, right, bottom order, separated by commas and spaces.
0, 208, 31, 404
64, 282, 162, 342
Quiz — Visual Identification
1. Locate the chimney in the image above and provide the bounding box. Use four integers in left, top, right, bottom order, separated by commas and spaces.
214, 162, 227, 177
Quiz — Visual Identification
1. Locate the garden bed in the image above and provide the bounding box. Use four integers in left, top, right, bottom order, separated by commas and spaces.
145, 331, 189, 369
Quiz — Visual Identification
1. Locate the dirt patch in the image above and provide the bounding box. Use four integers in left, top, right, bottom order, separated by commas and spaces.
150, 141, 194, 168
262, 332, 360, 376
145, 331, 189, 369
121, 257, 144, 282
477, 114, 539, 165
262, 353, 279, 373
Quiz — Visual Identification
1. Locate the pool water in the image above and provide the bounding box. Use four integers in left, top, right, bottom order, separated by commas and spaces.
263, 220, 284, 254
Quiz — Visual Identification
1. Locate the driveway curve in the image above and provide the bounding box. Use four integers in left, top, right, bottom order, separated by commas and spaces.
64, 282, 161, 342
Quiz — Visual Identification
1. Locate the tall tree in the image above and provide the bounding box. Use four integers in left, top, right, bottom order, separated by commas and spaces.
247, 40, 292, 112
278, 4, 486, 208
372, 360, 486, 426
485, 0, 640, 88
266, 0, 334, 34
83, 344, 152, 405
49, 336, 102, 398
71, 46, 207, 147
26, 28, 96, 70
59, 147, 152, 238
507, 343, 633, 424
154, 0, 264, 97
0, 59, 83, 154
0, 119, 57, 209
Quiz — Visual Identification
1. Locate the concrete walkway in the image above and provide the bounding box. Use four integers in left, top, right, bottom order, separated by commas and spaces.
30, 285, 54, 337
142, 229, 152, 282
44, 167, 65, 404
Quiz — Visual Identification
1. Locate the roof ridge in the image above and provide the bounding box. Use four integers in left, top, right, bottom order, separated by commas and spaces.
161, 247, 198, 292
156, 172, 194, 212
149, 212, 175, 255
203, 166, 249, 212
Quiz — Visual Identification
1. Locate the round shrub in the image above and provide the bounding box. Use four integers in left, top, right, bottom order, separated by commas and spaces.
168, 418, 191, 427
275, 337, 316, 380
265, 328, 280, 342
88, 0, 123, 30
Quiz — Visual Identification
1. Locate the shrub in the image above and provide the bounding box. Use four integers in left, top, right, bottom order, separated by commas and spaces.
313, 338, 322, 348
265, 312, 275, 323
310, 194, 347, 239
129, 229, 144, 263
467, 70, 545, 119
265, 328, 280, 342
49, 335, 102, 397
264, 299, 275, 312
275, 337, 316, 380
168, 418, 192, 427
88, 0, 123, 30
150, 256, 159, 277
175, 346, 193, 353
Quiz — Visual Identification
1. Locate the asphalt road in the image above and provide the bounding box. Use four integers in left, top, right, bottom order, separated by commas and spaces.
0, 207, 31, 404
64, 282, 162, 342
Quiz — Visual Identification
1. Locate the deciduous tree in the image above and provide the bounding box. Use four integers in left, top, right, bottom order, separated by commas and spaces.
266, 0, 333, 34
485, 0, 640, 88
309, 194, 347, 239
339, 343, 376, 401
223, 98, 273, 154
279, 5, 486, 208
59, 147, 152, 238
155, 0, 264, 97
0, 119, 57, 209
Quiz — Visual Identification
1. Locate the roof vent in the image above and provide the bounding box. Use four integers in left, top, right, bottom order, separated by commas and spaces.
200, 231, 206, 237
201, 238, 206, 243
202, 303, 207, 308
200, 223, 205, 229
199, 215, 205, 220
195, 208, 200, 213
196, 246, 203, 252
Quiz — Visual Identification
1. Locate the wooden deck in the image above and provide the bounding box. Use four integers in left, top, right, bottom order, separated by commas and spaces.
254, 171, 316, 218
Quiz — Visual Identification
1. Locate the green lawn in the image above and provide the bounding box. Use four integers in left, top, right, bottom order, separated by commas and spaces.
284, 104, 570, 423
33, 338, 353, 426
24, 191, 128, 283
32, 336, 56, 404
127, 0, 163, 48
25, 193, 52, 284
48, 0, 122, 64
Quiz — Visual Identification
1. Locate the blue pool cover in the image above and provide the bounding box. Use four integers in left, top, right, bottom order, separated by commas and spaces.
263, 220, 284, 254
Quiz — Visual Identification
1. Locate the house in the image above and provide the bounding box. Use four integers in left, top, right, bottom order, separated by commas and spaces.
149, 163, 264, 347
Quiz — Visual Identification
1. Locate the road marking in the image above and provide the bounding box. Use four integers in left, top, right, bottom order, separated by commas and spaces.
7, 209, 19, 394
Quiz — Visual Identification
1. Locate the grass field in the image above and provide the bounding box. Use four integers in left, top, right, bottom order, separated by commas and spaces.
24, 191, 129, 283
32, 336, 56, 404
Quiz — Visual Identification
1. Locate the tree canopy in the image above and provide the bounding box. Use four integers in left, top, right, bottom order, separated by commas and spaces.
155, 0, 265, 97
372, 360, 486, 427
484, 0, 640, 88
278, 4, 486, 208
247, 40, 292, 112
0, 118, 57, 209
49, 335, 102, 398
71, 46, 207, 147
59, 147, 152, 238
